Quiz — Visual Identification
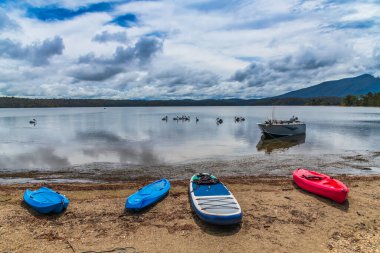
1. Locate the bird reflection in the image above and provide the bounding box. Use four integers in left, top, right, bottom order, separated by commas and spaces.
256, 134, 306, 154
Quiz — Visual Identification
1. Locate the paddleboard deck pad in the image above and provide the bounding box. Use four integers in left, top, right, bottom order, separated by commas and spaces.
189, 173, 242, 225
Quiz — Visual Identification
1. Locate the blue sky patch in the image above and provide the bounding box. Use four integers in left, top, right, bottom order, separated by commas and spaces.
108, 13, 138, 27
332, 20, 376, 29
190, 0, 239, 12
26, 2, 114, 21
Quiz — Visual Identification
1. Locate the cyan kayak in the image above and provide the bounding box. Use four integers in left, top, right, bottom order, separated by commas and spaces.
126, 178, 170, 211
23, 187, 70, 214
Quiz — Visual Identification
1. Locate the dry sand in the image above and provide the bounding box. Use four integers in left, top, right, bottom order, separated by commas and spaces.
0, 176, 379, 253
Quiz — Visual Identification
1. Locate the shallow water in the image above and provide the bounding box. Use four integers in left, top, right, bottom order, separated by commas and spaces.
0, 106, 379, 171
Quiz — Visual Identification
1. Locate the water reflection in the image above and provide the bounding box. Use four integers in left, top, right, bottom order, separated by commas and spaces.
256, 134, 306, 154
0, 106, 379, 171
0, 147, 70, 170
76, 131, 161, 165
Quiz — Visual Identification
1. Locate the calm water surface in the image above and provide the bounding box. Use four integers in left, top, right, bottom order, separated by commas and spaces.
0, 106, 379, 171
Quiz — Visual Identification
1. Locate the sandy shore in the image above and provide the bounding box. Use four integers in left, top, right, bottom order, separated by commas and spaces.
0, 175, 379, 253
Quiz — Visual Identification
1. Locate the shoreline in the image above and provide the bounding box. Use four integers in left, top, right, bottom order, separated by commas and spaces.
1, 174, 379, 192
1, 151, 380, 184
1, 175, 380, 252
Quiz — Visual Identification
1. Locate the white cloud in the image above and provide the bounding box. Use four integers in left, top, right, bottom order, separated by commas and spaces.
0, 0, 380, 99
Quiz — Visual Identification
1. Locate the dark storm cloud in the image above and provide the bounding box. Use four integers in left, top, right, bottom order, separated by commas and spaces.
373, 47, 380, 68
92, 31, 128, 43
70, 66, 124, 81
269, 46, 341, 72
0, 9, 19, 31
232, 43, 350, 88
0, 36, 64, 66
134, 36, 164, 64
78, 36, 162, 65
77, 52, 97, 64
111, 46, 136, 64
231, 62, 274, 87
71, 36, 163, 81
151, 67, 220, 88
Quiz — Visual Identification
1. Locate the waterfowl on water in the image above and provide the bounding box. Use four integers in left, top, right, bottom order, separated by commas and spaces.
234, 116, 245, 122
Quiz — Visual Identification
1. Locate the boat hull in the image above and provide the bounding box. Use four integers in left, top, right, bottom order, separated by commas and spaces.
189, 174, 242, 225
293, 168, 349, 204
125, 178, 170, 211
258, 123, 306, 137
23, 187, 69, 214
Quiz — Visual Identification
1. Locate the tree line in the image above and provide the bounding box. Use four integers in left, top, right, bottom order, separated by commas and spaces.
2, 94, 379, 107
342, 92, 380, 107
0, 96, 346, 108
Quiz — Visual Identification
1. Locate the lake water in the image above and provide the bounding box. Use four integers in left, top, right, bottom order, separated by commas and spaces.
0, 106, 379, 171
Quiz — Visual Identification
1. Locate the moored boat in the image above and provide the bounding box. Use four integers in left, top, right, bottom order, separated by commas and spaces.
23, 187, 70, 214
293, 168, 349, 203
257, 116, 306, 137
189, 173, 242, 225
125, 178, 170, 211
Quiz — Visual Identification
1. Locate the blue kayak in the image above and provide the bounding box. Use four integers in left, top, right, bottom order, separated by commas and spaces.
23, 187, 70, 214
126, 178, 170, 211
189, 174, 242, 225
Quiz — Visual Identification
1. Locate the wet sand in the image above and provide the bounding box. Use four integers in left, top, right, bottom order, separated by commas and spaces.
1, 151, 380, 184
0, 175, 379, 253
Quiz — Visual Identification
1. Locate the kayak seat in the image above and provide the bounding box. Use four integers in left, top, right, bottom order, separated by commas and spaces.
302, 175, 325, 180
322, 180, 341, 189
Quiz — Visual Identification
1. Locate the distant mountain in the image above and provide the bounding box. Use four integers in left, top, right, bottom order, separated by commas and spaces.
1, 74, 379, 108
276, 74, 380, 98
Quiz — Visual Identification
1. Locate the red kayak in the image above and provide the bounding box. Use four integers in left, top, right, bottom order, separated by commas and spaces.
293, 168, 349, 204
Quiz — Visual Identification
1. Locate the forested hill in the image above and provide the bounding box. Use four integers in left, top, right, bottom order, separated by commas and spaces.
277, 74, 380, 98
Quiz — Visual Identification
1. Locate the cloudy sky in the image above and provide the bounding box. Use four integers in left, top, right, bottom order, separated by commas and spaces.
0, 0, 379, 99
